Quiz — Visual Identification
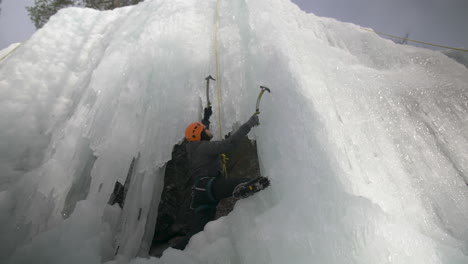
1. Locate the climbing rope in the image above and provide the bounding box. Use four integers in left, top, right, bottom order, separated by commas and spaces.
361, 27, 468, 52
213, 0, 229, 178
221, 154, 229, 176
0, 41, 25, 63
214, 0, 223, 139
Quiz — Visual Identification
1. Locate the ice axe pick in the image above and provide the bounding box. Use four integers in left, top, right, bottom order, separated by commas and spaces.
255, 86, 271, 114
205, 75, 215, 107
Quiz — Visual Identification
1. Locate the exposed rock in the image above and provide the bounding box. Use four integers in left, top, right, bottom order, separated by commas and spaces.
150, 137, 261, 254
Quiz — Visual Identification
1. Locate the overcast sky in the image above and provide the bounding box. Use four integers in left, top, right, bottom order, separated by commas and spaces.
0, 0, 467, 50
291, 0, 468, 50
0, 0, 34, 49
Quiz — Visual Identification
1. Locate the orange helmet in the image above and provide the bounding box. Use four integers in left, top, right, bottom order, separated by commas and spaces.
185, 122, 206, 142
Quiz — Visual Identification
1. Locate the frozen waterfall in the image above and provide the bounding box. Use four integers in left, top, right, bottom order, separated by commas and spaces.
1, 0, 468, 263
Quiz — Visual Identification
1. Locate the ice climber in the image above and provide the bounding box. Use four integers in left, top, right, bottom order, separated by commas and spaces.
173, 107, 270, 250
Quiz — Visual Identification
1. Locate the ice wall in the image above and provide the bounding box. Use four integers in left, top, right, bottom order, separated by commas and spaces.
1, 0, 468, 263
444, 50, 468, 68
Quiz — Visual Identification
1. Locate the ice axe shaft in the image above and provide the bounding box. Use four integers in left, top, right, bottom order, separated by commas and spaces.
205, 75, 215, 107
255, 86, 271, 114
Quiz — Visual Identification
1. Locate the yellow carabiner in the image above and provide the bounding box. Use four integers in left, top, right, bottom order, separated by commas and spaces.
221, 153, 229, 178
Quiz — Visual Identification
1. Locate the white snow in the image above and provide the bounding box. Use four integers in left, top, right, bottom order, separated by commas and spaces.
1, 0, 468, 263
444, 50, 468, 68
0, 43, 21, 61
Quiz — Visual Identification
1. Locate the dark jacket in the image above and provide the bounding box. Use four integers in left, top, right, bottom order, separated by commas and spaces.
186, 122, 253, 181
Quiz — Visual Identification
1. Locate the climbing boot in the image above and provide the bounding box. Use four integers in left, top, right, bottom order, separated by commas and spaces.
233, 177, 270, 199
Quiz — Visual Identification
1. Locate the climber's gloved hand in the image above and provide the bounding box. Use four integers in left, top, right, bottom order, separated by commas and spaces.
203, 106, 213, 120
246, 113, 260, 128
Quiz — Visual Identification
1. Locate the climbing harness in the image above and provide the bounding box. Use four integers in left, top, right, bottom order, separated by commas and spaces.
361, 27, 468, 53
190, 177, 218, 212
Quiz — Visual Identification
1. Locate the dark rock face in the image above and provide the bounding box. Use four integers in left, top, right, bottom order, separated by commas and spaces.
215, 138, 260, 219
151, 142, 194, 246
150, 137, 261, 255
62, 138, 97, 219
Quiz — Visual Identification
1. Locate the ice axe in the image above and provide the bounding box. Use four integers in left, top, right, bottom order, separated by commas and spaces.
255, 86, 271, 114
205, 75, 215, 107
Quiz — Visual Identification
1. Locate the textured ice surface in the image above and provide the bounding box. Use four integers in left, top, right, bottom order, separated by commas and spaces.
444, 50, 468, 68
1, 0, 468, 263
